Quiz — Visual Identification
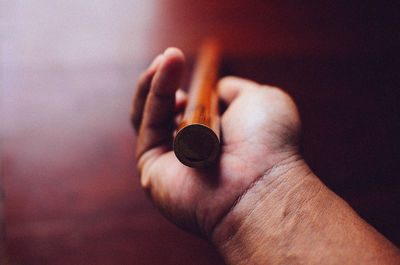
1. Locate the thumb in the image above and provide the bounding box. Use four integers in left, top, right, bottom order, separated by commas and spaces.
217, 76, 261, 104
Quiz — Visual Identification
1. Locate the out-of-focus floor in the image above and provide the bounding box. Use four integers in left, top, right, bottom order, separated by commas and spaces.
1, 1, 400, 264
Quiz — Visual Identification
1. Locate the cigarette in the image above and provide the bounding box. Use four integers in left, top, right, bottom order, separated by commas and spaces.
173, 39, 221, 168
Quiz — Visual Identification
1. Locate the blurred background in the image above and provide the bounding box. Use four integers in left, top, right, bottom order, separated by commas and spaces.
1, 0, 399, 264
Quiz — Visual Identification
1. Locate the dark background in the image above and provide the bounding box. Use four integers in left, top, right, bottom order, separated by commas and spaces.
2, 0, 399, 264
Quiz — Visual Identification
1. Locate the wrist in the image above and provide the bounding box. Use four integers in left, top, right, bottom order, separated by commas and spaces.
212, 155, 400, 265
211, 155, 319, 264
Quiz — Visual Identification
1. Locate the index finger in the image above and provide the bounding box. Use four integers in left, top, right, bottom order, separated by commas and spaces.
136, 48, 185, 160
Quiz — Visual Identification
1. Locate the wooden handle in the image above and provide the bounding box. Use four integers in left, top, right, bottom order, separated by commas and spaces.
173, 40, 221, 168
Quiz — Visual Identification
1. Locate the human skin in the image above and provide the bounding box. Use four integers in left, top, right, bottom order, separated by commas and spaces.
131, 48, 400, 264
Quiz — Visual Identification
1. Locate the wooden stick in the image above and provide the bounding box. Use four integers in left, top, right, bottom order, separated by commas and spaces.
173, 39, 221, 168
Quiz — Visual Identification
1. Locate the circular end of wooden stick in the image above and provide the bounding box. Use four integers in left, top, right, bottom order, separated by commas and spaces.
173, 124, 220, 168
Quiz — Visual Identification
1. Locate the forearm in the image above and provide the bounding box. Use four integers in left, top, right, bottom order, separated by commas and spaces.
212, 157, 400, 265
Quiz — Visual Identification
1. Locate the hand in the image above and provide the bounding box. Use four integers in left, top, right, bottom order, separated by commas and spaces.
132, 48, 400, 265
131, 47, 303, 238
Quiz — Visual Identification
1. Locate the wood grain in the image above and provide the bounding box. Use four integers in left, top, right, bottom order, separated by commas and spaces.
174, 40, 221, 168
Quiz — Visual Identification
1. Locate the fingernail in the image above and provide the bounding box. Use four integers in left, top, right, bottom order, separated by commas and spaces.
163, 47, 179, 57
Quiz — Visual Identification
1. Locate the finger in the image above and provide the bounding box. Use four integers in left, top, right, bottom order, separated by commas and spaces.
217, 76, 261, 104
173, 89, 188, 127
137, 48, 185, 159
132, 54, 164, 132
175, 89, 187, 113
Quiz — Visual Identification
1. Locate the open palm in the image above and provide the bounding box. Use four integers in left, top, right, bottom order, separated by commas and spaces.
132, 48, 301, 238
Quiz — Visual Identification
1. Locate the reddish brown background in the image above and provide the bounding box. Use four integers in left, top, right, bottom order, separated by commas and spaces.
2, 1, 400, 264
